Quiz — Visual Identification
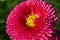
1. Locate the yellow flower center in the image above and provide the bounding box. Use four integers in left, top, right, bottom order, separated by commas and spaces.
26, 14, 39, 28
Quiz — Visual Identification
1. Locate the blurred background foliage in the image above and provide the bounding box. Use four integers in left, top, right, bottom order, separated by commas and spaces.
0, 0, 60, 40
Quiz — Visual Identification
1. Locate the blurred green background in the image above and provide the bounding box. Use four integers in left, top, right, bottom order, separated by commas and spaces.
0, 0, 60, 40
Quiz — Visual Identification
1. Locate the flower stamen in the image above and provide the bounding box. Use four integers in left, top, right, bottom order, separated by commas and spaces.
26, 14, 39, 28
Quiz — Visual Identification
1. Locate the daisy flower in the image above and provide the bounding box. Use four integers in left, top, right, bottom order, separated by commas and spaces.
6, 0, 60, 40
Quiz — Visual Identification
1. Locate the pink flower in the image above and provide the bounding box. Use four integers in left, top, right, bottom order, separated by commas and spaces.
6, 0, 59, 40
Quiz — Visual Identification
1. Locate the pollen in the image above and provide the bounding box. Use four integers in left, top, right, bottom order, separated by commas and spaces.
26, 14, 39, 28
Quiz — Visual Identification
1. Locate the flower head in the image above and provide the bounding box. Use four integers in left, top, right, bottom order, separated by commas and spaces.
6, 0, 59, 40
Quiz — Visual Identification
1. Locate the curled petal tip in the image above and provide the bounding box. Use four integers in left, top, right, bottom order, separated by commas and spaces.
27, 0, 43, 2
